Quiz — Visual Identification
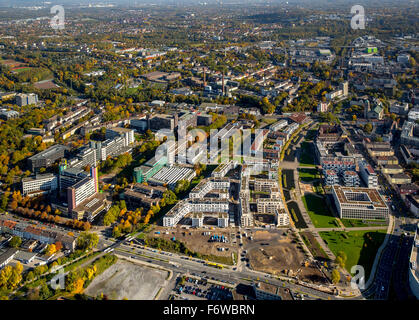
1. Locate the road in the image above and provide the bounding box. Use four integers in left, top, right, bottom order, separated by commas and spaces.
95, 229, 349, 300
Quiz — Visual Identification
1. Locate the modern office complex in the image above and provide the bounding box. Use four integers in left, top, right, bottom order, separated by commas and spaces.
148, 165, 196, 189
21, 173, 58, 196
332, 185, 389, 220
15, 93, 38, 106
67, 147, 97, 169
67, 167, 99, 213
28, 144, 68, 171
133, 156, 168, 183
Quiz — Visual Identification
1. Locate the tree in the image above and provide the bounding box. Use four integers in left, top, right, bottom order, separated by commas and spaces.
331, 269, 341, 284
45, 244, 57, 256
363, 123, 373, 134
82, 221, 91, 231
76, 232, 99, 251
0, 192, 9, 211
335, 251, 347, 269
9, 236, 22, 248
55, 241, 63, 252
112, 226, 121, 238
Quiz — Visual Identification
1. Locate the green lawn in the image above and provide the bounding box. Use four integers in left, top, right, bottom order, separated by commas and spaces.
298, 168, 320, 182
341, 219, 388, 228
301, 194, 338, 228
299, 141, 316, 167
319, 230, 387, 279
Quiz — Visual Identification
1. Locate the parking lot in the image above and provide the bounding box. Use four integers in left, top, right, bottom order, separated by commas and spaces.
174, 276, 233, 300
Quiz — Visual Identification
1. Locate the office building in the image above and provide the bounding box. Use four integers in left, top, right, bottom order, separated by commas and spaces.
105, 127, 135, 147
197, 114, 213, 126
332, 185, 389, 220
22, 173, 58, 196
133, 156, 167, 183
148, 114, 178, 131
15, 93, 38, 107
28, 144, 67, 171
0, 109, 19, 120
67, 167, 98, 213
148, 165, 196, 189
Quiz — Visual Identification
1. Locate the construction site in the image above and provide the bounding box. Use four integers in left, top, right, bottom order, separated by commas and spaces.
244, 229, 328, 283
145, 226, 240, 265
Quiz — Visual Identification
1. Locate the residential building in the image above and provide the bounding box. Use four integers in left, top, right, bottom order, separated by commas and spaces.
324, 170, 340, 186
358, 161, 378, 189
275, 209, 290, 227
343, 171, 360, 187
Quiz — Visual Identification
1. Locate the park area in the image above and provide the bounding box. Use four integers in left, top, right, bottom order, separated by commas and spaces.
300, 231, 329, 261
298, 168, 321, 183
302, 194, 339, 228
245, 230, 328, 283
299, 141, 316, 167
319, 230, 387, 279
341, 219, 388, 228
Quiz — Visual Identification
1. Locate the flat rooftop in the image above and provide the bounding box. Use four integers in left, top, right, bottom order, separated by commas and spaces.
28, 144, 67, 160
333, 185, 387, 208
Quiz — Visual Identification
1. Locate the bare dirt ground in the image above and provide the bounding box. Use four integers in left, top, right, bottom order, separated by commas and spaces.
150, 225, 239, 260
84, 260, 169, 300
245, 230, 327, 283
